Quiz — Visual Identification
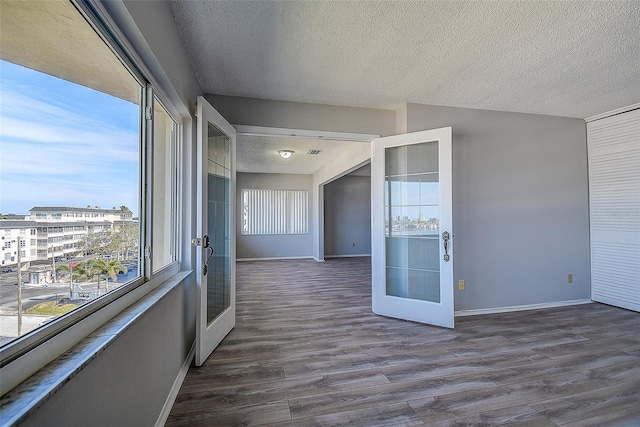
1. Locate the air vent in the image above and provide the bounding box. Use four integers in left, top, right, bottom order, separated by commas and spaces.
307, 150, 322, 155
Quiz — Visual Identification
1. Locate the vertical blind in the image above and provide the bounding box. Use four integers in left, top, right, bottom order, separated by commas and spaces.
587, 108, 640, 312
242, 189, 308, 235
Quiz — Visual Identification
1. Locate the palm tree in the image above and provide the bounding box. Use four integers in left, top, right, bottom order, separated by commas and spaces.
87, 259, 127, 293
57, 262, 92, 298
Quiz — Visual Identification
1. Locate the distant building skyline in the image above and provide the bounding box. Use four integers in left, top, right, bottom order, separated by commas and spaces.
2, 205, 136, 217
1, 205, 138, 268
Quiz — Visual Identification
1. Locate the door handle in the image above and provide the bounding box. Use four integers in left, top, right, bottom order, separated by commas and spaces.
193, 235, 214, 275
202, 235, 214, 276
442, 231, 450, 262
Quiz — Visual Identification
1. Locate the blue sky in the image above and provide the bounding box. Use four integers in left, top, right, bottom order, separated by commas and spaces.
0, 60, 139, 216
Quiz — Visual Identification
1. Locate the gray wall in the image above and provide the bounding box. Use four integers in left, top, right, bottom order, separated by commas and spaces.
237, 173, 314, 259
406, 103, 590, 310
206, 94, 396, 137
324, 175, 371, 257
25, 1, 200, 425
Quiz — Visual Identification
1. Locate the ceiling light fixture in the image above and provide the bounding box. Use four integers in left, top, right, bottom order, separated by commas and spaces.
278, 150, 294, 159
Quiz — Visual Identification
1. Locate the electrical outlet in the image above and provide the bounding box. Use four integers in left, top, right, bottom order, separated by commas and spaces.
568, 273, 573, 284
458, 280, 465, 291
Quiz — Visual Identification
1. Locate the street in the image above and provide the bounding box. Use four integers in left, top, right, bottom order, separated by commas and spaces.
0, 268, 134, 346
0, 271, 74, 314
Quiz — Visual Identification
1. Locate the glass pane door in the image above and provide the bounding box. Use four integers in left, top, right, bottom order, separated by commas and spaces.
206, 123, 231, 323
372, 127, 453, 328
196, 96, 236, 366
385, 141, 441, 302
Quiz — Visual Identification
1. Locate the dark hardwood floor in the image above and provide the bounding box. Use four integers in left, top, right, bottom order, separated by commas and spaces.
167, 257, 640, 426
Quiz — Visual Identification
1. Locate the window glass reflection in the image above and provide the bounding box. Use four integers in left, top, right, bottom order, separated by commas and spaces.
384, 140, 441, 303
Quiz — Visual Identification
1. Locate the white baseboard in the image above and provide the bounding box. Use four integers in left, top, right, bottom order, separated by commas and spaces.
237, 256, 315, 262
455, 299, 593, 317
325, 254, 371, 258
155, 342, 195, 427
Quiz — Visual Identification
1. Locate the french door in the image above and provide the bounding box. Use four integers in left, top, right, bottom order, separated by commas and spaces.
371, 127, 454, 328
195, 96, 236, 365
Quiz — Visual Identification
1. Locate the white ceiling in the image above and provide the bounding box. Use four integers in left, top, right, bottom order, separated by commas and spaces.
236, 134, 365, 174
170, 0, 639, 119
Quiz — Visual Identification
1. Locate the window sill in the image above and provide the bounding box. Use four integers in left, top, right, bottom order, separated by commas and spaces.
0, 270, 192, 426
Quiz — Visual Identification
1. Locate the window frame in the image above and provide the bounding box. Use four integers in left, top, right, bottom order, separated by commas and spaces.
149, 94, 181, 274
0, 0, 183, 392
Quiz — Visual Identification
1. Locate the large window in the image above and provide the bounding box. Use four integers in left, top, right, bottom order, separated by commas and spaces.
242, 189, 308, 235
0, 0, 179, 366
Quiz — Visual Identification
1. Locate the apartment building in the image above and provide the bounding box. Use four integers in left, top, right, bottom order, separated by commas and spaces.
0, 223, 36, 269
0, 207, 135, 268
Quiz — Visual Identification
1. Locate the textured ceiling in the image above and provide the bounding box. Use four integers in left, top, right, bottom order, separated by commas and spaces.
170, 0, 639, 119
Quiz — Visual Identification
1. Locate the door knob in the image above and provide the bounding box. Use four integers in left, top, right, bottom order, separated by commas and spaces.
442, 231, 450, 262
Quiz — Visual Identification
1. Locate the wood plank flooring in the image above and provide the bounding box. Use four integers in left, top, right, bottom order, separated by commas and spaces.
166, 257, 640, 426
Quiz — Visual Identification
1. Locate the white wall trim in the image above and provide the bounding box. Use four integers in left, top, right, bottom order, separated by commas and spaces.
585, 103, 640, 123
455, 299, 593, 317
237, 256, 315, 262
325, 254, 371, 258
155, 341, 195, 427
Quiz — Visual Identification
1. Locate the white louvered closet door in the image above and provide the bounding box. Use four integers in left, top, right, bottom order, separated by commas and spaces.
587, 108, 640, 312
